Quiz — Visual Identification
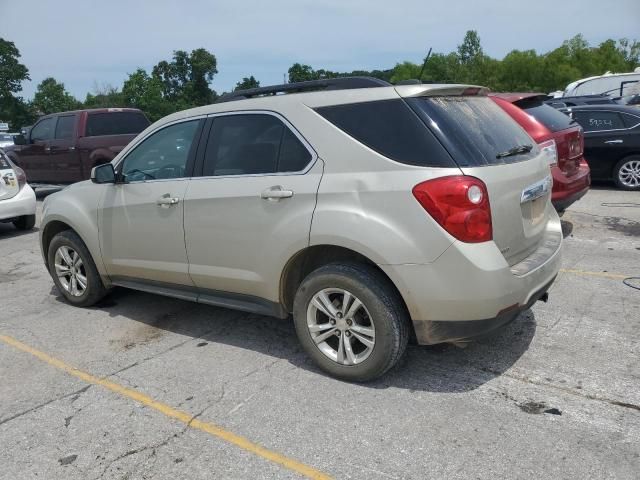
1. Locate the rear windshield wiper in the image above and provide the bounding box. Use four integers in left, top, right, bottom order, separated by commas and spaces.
496, 144, 533, 159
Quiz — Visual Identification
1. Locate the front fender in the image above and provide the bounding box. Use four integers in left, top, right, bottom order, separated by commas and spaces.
40, 183, 109, 282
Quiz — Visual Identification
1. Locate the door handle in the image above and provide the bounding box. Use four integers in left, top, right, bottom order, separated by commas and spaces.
44, 146, 51, 152
604, 139, 623, 144
261, 186, 293, 200
156, 194, 180, 207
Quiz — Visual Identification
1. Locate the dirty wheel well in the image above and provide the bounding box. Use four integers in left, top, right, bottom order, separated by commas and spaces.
280, 245, 412, 330
42, 221, 72, 261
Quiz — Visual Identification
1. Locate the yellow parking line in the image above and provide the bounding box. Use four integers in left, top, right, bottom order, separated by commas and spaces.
0, 334, 332, 480
559, 268, 628, 280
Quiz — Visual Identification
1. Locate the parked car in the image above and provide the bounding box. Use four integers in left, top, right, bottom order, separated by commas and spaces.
4, 108, 150, 186
490, 93, 590, 211
0, 133, 15, 149
562, 69, 640, 98
544, 94, 618, 109
563, 104, 640, 190
0, 151, 36, 230
40, 78, 562, 381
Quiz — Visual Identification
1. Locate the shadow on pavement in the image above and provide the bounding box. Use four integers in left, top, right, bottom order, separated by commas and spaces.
0, 222, 39, 239
51, 285, 536, 393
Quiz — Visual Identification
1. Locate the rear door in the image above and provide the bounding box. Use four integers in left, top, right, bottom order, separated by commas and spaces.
183, 112, 322, 303
49, 114, 82, 183
572, 109, 636, 179
408, 95, 554, 266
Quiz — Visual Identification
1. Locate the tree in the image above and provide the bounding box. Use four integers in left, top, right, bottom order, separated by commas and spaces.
122, 68, 173, 122
83, 82, 125, 108
457, 30, 483, 65
235, 76, 260, 91
152, 48, 218, 106
32, 77, 80, 115
288, 63, 317, 83
0, 38, 34, 129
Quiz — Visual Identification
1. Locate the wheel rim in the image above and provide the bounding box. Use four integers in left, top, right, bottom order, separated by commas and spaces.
618, 160, 640, 188
54, 246, 87, 297
306, 288, 375, 366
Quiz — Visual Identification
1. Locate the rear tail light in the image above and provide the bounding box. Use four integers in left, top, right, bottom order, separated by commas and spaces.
568, 129, 584, 159
538, 139, 558, 167
412, 175, 492, 243
14, 165, 27, 190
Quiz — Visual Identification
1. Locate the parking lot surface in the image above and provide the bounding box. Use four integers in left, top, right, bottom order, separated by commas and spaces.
1, 186, 639, 480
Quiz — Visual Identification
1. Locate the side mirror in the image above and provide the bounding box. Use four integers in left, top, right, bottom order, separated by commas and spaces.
13, 134, 27, 145
91, 163, 116, 184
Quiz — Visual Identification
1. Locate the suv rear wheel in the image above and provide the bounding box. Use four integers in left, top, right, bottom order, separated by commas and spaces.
614, 155, 640, 190
47, 230, 107, 307
293, 263, 409, 382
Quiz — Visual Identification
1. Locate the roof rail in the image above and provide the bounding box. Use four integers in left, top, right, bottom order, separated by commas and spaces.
216, 76, 391, 103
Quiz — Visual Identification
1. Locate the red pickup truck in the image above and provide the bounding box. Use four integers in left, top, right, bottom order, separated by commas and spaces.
5, 108, 150, 185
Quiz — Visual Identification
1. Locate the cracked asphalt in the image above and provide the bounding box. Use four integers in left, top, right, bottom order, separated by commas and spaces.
1, 185, 639, 479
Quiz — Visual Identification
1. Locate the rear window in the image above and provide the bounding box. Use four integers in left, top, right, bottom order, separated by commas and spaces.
314, 100, 455, 167
86, 112, 150, 137
407, 96, 538, 167
514, 99, 575, 132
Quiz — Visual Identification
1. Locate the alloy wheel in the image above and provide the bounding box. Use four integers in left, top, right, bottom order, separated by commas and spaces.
54, 246, 87, 297
306, 288, 376, 365
618, 159, 640, 188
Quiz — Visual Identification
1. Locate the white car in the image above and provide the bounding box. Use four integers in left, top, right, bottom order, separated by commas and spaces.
0, 151, 36, 230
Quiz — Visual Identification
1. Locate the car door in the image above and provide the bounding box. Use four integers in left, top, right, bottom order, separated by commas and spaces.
183, 112, 322, 305
573, 110, 633, 179
99, 118, 204, 286
49, 114, 82, 183
19, 116, 55, 183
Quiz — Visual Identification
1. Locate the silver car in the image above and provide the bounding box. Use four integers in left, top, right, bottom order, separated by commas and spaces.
40, 78, 562, 381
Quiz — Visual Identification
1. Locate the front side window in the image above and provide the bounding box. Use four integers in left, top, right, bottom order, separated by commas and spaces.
202, 114, 312, 176
55, 115, 76, 139
573, 111, 625, 132
30, 118, 55, 142
121, 120, 199, 182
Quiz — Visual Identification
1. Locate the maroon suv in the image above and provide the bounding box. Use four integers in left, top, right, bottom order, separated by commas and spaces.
5, 108, 150, 185
490, 93, 591, 211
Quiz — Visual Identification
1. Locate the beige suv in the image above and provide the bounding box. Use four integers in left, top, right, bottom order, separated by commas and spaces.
40, 78, 562, 381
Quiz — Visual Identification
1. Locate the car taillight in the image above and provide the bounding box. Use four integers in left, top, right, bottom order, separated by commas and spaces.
538, 139, 558, 167
14, 165, 27, 190
412, 176, 492, 243
568, 129, 584, 158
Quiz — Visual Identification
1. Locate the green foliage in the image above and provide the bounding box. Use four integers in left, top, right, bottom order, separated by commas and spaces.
0, 38, 35, 130
83, 83, 125, 108
32, 77, 81, 115
235, 76, 260, 91
121, 68, 174, 122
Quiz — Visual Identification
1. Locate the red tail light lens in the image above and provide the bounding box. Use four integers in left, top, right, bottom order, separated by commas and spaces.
14, 165, 27, 190
412, 176, 492, 243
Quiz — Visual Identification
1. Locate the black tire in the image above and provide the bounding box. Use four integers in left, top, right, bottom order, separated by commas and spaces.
13, 214, 36, 230
293, 263, 410, 382
47, 230, 107, 307
613, 155, 640, 191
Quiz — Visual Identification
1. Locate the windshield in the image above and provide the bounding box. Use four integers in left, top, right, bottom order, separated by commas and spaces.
407, 96, 538, 166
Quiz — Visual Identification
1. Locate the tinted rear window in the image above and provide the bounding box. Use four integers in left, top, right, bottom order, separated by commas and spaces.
407, 96, 537, 167
314, 99, 455, 167
86, 112, 150, 137
515, 99, 575, 132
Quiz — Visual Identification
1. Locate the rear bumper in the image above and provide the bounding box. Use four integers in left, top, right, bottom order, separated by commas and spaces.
0, 184, 36, 221
379, 214, 562, 345
551, 162, 590, 211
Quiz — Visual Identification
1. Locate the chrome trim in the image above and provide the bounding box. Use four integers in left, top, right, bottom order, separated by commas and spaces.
520, 175, 552, 204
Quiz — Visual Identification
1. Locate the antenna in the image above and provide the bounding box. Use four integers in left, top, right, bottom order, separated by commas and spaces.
418, 47, 433, 81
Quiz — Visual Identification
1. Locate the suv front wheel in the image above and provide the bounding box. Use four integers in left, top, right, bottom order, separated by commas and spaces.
293, 263, 409, 382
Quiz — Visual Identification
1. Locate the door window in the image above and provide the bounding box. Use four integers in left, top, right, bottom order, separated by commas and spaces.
30, 118, 55, 142
202, 114, 312, 176
573, 111, 625, 132
55, 115, 76, 139
120, 120, 199, 182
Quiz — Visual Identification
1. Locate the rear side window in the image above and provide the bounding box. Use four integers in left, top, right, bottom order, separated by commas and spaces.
202, 114, 312, 176
514, 99, 575, 132
86, 112, 150, 137
315, 100, 455, 167
573, 111, 625, 132
621, 113, 640, 128
55, 115, 76, 139
407, 96, 537, 166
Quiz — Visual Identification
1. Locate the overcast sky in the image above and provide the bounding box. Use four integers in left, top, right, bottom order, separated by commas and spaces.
2, 0, 639, 100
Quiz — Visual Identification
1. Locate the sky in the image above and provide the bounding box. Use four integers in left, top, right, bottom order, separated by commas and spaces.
2, 0, 639, 100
